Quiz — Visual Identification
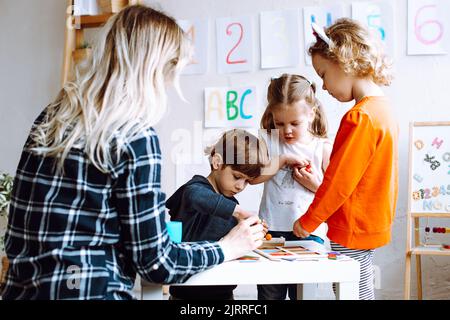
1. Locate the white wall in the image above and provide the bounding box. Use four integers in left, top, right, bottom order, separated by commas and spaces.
150, 0, 450, 300
0, 0, 66, 174
0, 0, 449, 299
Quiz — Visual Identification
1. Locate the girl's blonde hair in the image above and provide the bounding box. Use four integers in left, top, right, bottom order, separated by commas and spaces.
30, 5, 190, 172
308, 18, 393, 86
261, 74, 328, 138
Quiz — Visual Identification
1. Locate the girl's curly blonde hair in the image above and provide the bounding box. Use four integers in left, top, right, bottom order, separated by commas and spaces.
309, 18, 393, 86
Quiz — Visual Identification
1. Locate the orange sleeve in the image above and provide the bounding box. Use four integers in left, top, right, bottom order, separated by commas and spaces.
299, 110, 377, 232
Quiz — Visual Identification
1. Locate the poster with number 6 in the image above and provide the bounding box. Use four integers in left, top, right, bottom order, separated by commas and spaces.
216, 16, 253, 74
352, 1, 395, 59
178, 19, 209, 75
407, 0, 447, 55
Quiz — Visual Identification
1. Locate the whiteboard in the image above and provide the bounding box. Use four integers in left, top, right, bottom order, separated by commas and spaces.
409, 122, 450, 213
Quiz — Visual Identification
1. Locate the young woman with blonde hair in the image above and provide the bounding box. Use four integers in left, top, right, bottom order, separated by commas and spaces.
2, 5, 264, 300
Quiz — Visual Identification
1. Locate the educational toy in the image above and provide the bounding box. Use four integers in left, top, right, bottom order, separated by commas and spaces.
254, 245, 326, 261
404, 121, 450, 300
259, 236, 285, 249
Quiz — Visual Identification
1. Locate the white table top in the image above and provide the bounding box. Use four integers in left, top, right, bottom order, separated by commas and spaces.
169, 241, 360, 286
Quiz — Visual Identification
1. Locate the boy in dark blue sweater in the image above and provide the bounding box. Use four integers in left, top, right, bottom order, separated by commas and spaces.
167, 129, 267, 300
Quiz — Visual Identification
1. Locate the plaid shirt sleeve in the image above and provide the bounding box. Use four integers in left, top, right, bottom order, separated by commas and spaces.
112, 128, 224, 284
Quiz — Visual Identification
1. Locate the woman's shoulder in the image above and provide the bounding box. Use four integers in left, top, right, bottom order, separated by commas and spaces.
112, 127, 160, 170
123, 127, 159, 153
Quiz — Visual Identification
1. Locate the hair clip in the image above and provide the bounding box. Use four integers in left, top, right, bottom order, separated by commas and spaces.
311, 22, 331, 46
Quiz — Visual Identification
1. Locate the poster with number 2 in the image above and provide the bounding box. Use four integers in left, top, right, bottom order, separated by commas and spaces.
216, 16, 253, 74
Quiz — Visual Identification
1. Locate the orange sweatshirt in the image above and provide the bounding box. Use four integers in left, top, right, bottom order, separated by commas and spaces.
299, 96, 398, 249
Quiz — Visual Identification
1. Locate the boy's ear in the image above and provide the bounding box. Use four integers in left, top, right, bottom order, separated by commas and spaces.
211, 153, 223, 170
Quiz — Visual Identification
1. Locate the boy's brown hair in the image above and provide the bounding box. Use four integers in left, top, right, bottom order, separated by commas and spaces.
206, 129, 268, 179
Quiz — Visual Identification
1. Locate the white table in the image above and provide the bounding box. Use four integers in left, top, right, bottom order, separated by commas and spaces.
141, 241, 360, 300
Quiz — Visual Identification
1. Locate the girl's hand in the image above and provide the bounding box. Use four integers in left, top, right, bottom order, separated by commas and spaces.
219, 216, 265, 261
292, 166, 320, 192
293, 219, 310, 238
281, 154, 310, 168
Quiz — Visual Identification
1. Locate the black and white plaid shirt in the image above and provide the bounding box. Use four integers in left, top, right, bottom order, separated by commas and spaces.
2, 115, 224, 300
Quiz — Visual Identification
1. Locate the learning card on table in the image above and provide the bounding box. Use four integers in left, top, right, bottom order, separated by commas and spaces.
254, 245, 327, 261
236, 251, 261, 262
259, 236, 285, 249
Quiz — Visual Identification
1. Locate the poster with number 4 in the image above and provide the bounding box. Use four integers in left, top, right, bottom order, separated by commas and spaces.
407, 0, 447, 55
216, 16, 254, 74
178, 19, 209, 75
303, 5, 345, 65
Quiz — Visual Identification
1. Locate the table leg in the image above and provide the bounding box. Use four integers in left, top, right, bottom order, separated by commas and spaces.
141, 283, 163, 300
296, 283, 317, 300
335, 281, 359, 300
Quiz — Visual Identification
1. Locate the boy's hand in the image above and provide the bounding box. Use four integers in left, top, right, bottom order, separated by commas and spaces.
260, 219, 269, 235
219, 216, 265, 261
293, 219, 310, 238
292, 166, 320, 192
281, 154, 310, 168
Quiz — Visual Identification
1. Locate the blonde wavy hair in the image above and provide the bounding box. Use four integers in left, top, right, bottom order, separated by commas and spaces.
30, 5, 190, 172
308, 18, 393, 86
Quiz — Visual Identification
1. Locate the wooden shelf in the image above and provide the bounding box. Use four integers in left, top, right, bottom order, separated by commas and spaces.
72, 14, 114, 29
411, 246, 450, 256
411, 213, 450, 218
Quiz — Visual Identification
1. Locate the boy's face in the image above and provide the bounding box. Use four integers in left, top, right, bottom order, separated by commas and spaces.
312, 54, 355, 102
215, 166, 251, 198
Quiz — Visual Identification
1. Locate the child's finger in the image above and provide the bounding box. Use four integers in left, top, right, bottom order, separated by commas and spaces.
249, 222, 264, 235
253, 230, 265, 242
293, 167, 304, 178
244, 215, 260, 227
299, 167, 313, 178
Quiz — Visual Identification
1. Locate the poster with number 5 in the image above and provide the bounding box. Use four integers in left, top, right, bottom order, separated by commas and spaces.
407, 0, 447, 55
216, 16, 253, 74
352, 1, 395, 58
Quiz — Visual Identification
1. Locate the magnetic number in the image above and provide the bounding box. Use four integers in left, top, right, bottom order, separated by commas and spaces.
226, 23, 247, 65
431, 186, 439, 197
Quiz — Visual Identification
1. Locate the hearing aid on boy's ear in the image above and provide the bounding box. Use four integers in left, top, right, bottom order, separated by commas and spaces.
311, 22, 331, 46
